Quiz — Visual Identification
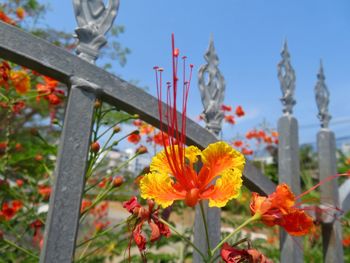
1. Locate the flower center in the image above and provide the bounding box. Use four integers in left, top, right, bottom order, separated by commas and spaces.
185, 188, 200, 207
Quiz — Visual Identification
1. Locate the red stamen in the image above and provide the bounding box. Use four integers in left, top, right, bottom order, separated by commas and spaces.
153, 33, 194, 190
296, 173, 349, 200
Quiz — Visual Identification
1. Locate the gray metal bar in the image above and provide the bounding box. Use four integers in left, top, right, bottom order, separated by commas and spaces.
339, 179, 350, 213
277, 41, 303, 263
194, 35, 224, 263
317, 130, 344, 263
278, 116, 303, 263
40, 82, 96, 263
315, 62, 343, 262
0, 21, 276, 196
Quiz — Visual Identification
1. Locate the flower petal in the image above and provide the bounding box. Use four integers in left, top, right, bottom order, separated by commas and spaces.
139, 172, 186, 208
199, 142, 245, 188
270, 183, 295, 212
280, 209, 314, 236
201, 168, 243, 207
150, 149, 173, 175
185, 145, 201, 164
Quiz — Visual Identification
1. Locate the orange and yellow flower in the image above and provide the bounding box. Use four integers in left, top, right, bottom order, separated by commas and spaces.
250, 184, 314, 236
140, 34, 245, 208
140, 141, 245, 208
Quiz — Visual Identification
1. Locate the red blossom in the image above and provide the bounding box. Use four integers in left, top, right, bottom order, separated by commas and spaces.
343, 235, 350, 247
0, 142, 7, 155
233, 140, 243, 148
12, 100, 25, 114
0, 200, 23, 221
16, 179, 24, 187
250, 184, 314, 236
225, 115, 235, 125
0, 61, 11, 87
123, 196, 171, 255
0, 10, 16, 25
36, 76, 64, 105
242, 148, 254, 156
38, 185, 51, 199
221, 242, 272, 263
128, 133, 141, 144
235, 106, 245, 117
221, 104, 232, 112
81, 199, 92, 213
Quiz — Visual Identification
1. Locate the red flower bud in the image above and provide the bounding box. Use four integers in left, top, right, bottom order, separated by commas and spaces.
113, 176, 124, 187
90, 142, 100, 153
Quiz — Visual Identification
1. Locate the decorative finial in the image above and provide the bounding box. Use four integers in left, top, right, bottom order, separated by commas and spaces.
73, 0, 120, 64
315, 60, 331, 128
277, 39, 296, 115
198, 35, 225, 136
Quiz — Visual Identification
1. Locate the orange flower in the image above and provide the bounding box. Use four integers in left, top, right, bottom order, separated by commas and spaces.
140, 35, 245, 208
250, 184, 314, 236
235, 105, 245, 117
225, 115, 235, 125
10, 70, 30, 94
16, 7, 25, 20
36, 76, 64, 105
139, 123, 154, 135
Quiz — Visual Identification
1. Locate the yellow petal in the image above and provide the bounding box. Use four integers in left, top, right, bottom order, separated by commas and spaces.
139, 172, 185, 208
185, 145, 201, 164
150, 149, 173, 175
201, 168, 243, 208
200, 141, 245, 187
150, 145, 201, 174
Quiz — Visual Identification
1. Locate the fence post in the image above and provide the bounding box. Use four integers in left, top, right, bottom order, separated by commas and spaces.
315, 61, 344, 263
277, 41, 303, 263
40, 1, 119, 262
194, 35, 225, 262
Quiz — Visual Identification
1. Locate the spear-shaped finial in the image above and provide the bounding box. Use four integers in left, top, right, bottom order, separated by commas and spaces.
198, 34, 225, 135
277, 39, 296, 115
73, 0, 120, 64
315, 59, 331, 128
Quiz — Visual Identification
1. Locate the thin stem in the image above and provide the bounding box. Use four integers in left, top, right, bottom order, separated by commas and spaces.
199, 201, 212, 257
77, 219, 127, 248
159, 218, 207, 261
3, 238, 39, 259
211, 214, 260, 256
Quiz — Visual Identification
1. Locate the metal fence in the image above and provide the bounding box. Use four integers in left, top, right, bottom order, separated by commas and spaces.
0, 1, 348, 262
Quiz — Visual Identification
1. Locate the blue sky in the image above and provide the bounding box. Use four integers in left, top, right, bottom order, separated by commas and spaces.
40, 0, 350, 145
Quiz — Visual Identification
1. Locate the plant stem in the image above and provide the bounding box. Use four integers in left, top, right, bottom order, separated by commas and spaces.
3, 238, 39, 259
159, 218, 207, 261
210, 213, 260, 256
199, 200, 212, 257
77, 219, 127, 247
